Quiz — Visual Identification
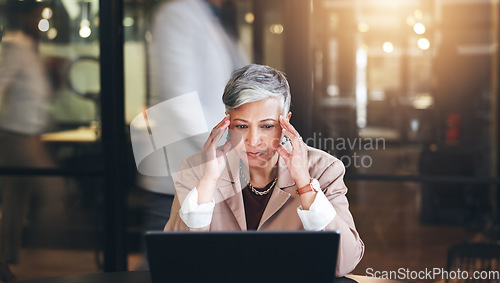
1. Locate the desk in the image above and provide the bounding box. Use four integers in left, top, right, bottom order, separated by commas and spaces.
17, 271, 404, 283
40, 126, 99, 143
17, 271, 149, 283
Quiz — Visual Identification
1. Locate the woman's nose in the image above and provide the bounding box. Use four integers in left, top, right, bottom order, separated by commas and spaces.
245, 128, 261, 147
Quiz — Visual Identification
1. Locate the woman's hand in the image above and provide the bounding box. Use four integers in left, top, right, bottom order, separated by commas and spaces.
276, 115, 311, 189
198, 114, 232, 204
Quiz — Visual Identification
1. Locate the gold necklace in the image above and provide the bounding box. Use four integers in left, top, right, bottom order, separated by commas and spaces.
240, 164, 277, 196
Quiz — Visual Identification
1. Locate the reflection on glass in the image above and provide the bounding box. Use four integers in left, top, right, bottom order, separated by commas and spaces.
245, 12, 254, 24
269, 24, 284, 34
417, 37, 430, 50
413, 22, 425, 34
0, 0, 103, 280
38, 18, 50, 31
357, 22, 370, 33
42, 7, 53, 19
382, 41, 394, 53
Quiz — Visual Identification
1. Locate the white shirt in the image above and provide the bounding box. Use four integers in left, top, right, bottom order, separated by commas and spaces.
179, 186, 337, 231
0, 31, 51, 135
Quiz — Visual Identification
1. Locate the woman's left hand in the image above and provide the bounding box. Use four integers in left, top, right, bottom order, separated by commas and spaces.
276, 115, 311, 188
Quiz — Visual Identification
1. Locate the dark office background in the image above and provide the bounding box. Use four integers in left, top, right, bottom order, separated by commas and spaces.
0, 0, 498, 281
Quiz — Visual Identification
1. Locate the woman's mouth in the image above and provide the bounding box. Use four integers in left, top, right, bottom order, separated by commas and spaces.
246, 152, 263, 158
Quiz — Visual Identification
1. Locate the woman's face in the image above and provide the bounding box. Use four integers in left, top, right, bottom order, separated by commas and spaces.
228, 98, 285, 169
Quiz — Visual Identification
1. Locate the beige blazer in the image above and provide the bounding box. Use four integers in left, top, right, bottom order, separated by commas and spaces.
164, 145, 365, 276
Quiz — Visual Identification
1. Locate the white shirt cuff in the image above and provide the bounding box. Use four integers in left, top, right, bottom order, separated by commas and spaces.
179, 188, 215, 229
296, 189, 337, 231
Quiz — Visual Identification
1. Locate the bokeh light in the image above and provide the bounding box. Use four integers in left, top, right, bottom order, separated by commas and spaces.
418, 38, 430, 50
414, 23, 426, 35
38, 19, 49, 32
383, 41, 394, 53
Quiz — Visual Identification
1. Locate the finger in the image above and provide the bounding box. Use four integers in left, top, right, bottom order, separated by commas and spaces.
212, 121, 229, 143
282, 128, 303, 150
210, 117, 230, 137
215, 114, 230, 128
279, 117, 303, 145
279, 115, 298, 135
206, 120, 229, 151
282, 128, 297, 140
276, 145, 291, 160
211, 115, 230, 136
221, 139, 232, 155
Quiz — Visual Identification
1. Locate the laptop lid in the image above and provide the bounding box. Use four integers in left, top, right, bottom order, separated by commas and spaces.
146, 230, 340, 283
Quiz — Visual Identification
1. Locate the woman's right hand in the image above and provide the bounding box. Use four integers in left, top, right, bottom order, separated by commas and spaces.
197, 114, 232, 204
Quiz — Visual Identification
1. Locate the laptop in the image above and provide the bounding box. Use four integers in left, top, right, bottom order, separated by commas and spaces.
146, 230, 340, 283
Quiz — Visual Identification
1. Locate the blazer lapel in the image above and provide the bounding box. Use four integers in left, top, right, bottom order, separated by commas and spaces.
217, 149, 247, 230
217, 146, 297, 231
258, 153, 296, 230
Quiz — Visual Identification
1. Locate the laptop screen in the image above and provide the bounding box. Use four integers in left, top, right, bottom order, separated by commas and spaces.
146, 230, 340, 283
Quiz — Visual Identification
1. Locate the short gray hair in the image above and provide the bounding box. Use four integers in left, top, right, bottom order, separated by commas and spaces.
222, 64, 291, 114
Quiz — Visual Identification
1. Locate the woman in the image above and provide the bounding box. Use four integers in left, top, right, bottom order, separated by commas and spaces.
164, 64, 364, 276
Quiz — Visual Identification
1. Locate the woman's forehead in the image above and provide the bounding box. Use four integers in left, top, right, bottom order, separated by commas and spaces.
229, 99, 281, 120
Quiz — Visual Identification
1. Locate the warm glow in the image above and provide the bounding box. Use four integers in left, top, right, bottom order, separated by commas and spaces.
79, 19, 91, 38
357, 22, 370, 33
355, 47, 368, 128
47, 28, 57, 39
414, 9, 423, 20
269, 24, 284, 35
123, 17, 134, 27
42, 8, 53, 19
245, 12, 254, 24
418, 38, 430, 50
413, 93, 434, 109
327, 85, 339, 97
79, 26, 91, 38
406, 16, 415, 26
383, 42, 394, 53
38, 19, 49, 32
145, 31, 152, 42
413, 23, 425, 35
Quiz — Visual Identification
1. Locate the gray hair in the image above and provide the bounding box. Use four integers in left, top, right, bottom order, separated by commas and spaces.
222, 64, 291, 114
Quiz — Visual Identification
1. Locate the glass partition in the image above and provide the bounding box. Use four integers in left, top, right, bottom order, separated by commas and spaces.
0, 0, 104, 280
123, 0, 254, 270
312, 0, 499, 278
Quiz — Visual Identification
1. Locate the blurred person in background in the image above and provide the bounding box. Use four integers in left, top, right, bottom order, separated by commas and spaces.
0, 0, 65, 281
136, 0, 248, 268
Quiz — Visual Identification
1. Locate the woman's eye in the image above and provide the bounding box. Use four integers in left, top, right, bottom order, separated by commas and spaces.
235, 125, 248, 129
262, 125, 274, 129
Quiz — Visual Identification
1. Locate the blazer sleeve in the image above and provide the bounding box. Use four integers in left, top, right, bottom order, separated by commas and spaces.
315, 159, 365, 277
164, 156, 210, 232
